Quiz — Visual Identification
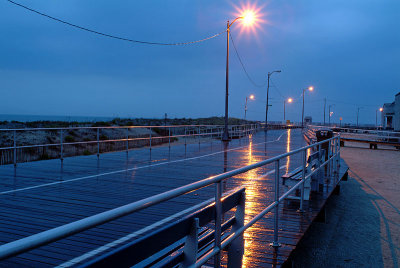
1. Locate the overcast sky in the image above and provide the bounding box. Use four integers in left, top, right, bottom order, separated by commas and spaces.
1, 0, 399, 124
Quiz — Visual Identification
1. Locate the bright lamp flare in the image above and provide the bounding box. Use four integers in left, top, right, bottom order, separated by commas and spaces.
288, 98, 293, 103
242, 11, 255, 25
308, 86, 314, 91
249, 94, 255, 100
232, 2, 266, 36
379, 107, 383, 112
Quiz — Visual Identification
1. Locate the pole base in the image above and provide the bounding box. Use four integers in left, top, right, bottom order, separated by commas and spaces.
269, 242, 281, 248
222, 130, 230, 141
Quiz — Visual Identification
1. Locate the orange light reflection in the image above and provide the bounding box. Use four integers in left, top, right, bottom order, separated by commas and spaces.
286, 129, 291, 174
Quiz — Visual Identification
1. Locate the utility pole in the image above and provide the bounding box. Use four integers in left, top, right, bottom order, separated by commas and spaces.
356, 107, 362, 127
324, 98, 326, 126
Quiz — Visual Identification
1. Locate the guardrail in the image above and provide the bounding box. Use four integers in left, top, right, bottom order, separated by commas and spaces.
0, 134, 341, 267
0, 124, 260, 166
309, 125, 400, 143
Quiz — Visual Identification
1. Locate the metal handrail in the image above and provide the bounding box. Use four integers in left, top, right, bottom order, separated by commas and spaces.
0, 135, 341, 266
0, 124, 261, 166
309, 125, 400, 135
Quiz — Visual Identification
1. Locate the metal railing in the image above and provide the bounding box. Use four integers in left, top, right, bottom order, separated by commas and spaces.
0, 124, 260, 166
0, 134, 342, 267
309, 125, 400, 143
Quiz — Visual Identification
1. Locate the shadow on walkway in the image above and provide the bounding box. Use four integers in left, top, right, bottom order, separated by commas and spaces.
289, 174, 385, 267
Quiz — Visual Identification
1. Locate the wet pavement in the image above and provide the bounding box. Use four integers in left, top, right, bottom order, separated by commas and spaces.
291, 146, 400, 267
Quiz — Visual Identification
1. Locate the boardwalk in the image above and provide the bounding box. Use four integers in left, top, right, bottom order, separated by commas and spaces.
0, 129, 346, 267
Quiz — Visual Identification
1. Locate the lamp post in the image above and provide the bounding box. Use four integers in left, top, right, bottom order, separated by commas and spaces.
376, 107, 383, 129
244, 94, 255, 121
222, 13, 255, 141
301, 86, 314, 128
356, 107, 362, 127
284, 98, 293, 123
265, 70, 281, 128
328, 104, 335, 126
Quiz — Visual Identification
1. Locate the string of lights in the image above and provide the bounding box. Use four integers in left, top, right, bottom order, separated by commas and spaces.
5, 0, 226, 46
229, 32, 266, 88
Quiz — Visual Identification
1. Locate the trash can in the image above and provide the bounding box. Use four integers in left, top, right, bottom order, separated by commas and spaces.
316, 129, 333, 161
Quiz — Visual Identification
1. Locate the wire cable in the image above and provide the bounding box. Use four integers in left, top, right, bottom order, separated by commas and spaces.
5, 0, 226, 46
229, 32, 266, 88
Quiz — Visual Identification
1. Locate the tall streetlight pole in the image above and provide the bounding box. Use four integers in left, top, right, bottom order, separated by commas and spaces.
376, 107, 383, 129
222, 15, 254, 141
328, 104, 334, 126
301, 86, 314, 128
244, 94, 255, 120
284, 98, 293, 123
323, 98, 326, 126
356, 107, 363, 127
265, 70, 281, 128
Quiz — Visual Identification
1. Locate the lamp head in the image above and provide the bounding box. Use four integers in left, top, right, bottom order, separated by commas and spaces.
379, 107, 383, 112
287, 98, 293, 103
308, 86, 314, 91
242, 10, 256, 26
249, 94, 255, 100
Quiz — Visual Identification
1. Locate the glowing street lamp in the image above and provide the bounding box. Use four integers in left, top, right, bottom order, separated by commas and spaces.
222, 11, 257, 141
244, 94, 255, 121
328, 104, 335, 126
376, 107, 383, 129
301, 86, 314, 128
284, 98, 293, 123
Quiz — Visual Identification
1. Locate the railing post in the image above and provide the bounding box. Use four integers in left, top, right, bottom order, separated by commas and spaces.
214, 181, 222, 268
168, 127, 171, 148
298, 150, 306, 212
181, 218, 199, 267
149, 129, 152, 151
126, 128, 129, 155
97, 128, 100, 158
13, 130, 17, 167
270, 159, 281, 248
60, 129, 63, 162
198, 126, 201, 145
184, 127, 187, 147
228, 190, 245, 268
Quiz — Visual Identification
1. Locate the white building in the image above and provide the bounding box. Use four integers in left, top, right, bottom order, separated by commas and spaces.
382, 92, 400, 131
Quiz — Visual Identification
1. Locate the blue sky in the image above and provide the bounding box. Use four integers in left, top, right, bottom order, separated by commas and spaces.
1, 0, 399, 124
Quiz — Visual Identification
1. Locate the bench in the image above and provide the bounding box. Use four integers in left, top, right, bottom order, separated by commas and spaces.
340, 137, 400, 150
81, 188, 246, 268
281, 150, 325, 201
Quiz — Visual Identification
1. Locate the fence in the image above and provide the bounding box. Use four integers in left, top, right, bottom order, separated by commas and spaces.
0, 124, 260, 166
0, 134, 341, 267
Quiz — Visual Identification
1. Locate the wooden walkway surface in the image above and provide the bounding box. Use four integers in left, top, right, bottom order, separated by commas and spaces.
0, 129, 347, 267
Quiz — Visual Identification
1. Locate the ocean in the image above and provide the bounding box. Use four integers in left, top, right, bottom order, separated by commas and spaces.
0, 114, 117, 122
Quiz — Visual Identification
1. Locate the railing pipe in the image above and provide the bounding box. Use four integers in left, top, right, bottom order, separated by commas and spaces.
96, 128, 100, 158
60, 130, 63, 162
13, 130, 16, 166
270, 159, 281, 248
214, 181, 222, 268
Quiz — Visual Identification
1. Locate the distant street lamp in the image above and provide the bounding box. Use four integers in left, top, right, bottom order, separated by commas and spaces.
301, 86, 314, 128
244, 94, 255, 120
356, 107, 363, 127
222, 12, 256, 141
328, 104, 335, 126
284, 98, 293, 123
376, 107, 383, 129
265, 70, 281, 128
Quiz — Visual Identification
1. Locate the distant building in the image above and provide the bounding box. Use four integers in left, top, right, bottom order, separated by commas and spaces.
304, 116, 312, 125
382, 92, 400, 131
